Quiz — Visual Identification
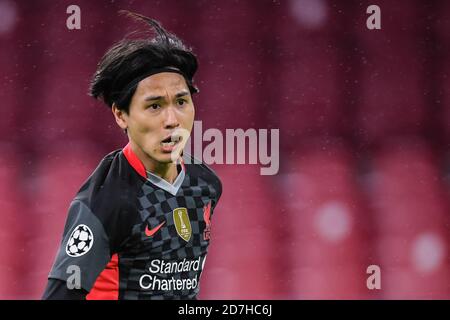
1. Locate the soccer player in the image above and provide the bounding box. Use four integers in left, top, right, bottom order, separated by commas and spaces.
42, 12, 222, 300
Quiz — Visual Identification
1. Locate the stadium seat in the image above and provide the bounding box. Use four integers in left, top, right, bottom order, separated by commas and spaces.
441, 8, 450, 146
281, 142, 372, 299
367, 140, 450, 298
15, 1, 123, 150
24, 140, 103, 298
198, 164, 283, 299
0, 32, 18, 140
273, 7, 340, 147
354, 1, 425, 146
190, 0, 277, 129
0, 144, 27, 299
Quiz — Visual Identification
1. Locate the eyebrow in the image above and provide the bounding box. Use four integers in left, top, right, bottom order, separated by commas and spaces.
144, 91, 190, 102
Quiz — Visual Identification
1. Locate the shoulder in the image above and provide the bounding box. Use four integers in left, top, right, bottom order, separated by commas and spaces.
73, 148, 143, 222
74, 149, 121, 203
70, 148, 143, 250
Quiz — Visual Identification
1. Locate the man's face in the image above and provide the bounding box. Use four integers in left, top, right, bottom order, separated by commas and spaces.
114, 72, 195, 165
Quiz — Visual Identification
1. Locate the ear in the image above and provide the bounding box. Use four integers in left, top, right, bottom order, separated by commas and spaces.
112, 103, 128, 131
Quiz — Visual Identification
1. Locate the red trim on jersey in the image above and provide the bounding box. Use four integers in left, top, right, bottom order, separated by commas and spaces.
123, 143, 147, 179
86, 254, 119, 300
124, 143, 186, 179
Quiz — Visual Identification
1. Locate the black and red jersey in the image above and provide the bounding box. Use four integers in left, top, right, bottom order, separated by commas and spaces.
43, 143, 222, 300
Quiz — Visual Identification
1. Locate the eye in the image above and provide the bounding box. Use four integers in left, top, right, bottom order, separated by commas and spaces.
149, 103, 160, 110
176, 99, 187, 106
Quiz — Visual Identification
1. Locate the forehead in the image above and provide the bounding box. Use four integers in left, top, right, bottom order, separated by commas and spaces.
135, 72, 188, 96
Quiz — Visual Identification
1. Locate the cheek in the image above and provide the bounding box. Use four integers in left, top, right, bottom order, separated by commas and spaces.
183, 106, 195, 127
128, 116, 159, 142
131, 114, 156, 132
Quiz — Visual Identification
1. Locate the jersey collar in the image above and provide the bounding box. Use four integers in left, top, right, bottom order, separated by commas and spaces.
122, 143, 186, 195
146, 168, 185, 196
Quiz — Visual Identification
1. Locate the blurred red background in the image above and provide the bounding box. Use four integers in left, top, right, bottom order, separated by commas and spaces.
0, 0, 449, 299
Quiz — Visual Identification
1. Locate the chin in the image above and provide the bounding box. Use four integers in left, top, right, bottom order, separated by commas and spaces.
140, 148, 173, 165
158, 153, 180, 164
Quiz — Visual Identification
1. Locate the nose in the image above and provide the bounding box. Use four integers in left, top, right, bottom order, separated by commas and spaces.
163, 105, 179, 129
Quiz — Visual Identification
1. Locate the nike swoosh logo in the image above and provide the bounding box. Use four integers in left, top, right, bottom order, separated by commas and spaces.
145, 221, 166, 237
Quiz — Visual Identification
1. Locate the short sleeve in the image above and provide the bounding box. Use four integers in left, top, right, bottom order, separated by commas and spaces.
47, 200, 112, 292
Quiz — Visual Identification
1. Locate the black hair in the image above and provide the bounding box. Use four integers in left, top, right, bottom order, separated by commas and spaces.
89, 11, 199, 113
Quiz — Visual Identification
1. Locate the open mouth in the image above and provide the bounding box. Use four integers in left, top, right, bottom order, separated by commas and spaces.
160, 134, 182, 148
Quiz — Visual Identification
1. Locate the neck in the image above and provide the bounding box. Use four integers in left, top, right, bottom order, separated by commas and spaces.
130, 141, 178, 184
149, 161, 178, 184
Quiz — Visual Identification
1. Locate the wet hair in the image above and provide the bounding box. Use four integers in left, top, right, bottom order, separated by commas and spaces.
89, 11, 199, 113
